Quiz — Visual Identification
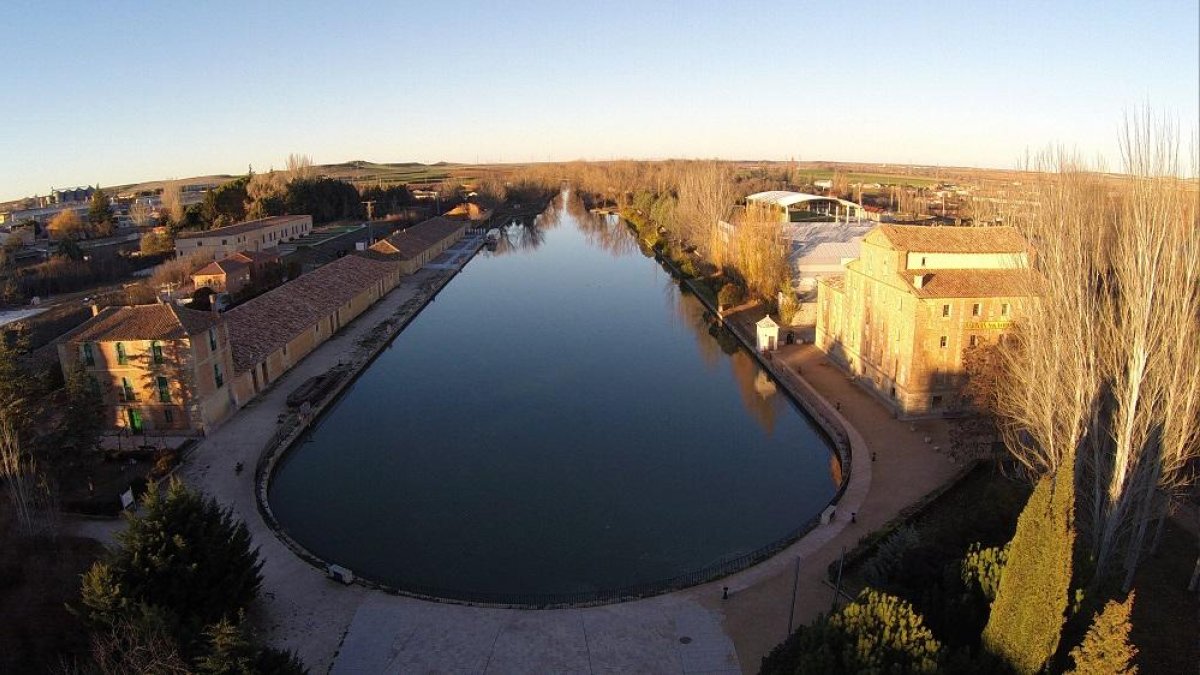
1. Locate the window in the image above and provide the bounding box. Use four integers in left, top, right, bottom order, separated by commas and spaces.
208, 328, 217, 351
116, 342, 128, 365
164, 408, 174, 424
156, 376, 171, 403
121, 377, 135, 401
151, 341, 163, 364
81, 342, 95, 366
972, 303, 981, 317
213, 363, 224, 388
921, 256, 927, 266
969, 335, 980, 348
221, 239, 227, 245
932, 395, 944, 408
282, 343, 288, 357
939, 336, 948, 349
1001, 303, 1011, 316
942, 304, 951, 318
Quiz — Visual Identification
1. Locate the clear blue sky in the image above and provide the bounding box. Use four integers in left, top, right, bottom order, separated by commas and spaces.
1, 0, 1196, 199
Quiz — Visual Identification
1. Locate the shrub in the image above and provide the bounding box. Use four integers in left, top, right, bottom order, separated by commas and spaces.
862, 525, 921, 587
717, 283, 745, 309
761, 589, 944, 674
960, 542, 1008, 603
1067, 593, 1137, 675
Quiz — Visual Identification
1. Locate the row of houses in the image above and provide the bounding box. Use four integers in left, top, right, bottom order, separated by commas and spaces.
56, 216, 469, 434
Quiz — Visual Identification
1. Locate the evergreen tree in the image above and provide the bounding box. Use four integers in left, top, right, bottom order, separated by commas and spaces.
195, 617, 256, 674
982, 467, 1076, 674
61, 361, 104, 454
79, 479, 263, 637
194, 615, 308, 675
1067, 593, 1137, 675
88, 187, 115, 228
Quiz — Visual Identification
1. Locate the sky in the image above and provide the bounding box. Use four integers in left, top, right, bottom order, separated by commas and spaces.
0, 0, 1196, 199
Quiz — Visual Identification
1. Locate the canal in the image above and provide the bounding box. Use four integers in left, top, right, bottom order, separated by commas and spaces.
268, 192, 838, 601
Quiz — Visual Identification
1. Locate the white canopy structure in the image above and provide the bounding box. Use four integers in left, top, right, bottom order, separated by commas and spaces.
745, 190, 866, 223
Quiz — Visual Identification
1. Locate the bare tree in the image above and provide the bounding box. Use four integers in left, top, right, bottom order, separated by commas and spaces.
285, 153, 314, 183
0, 415, 56, 537
992, 113, 1200, 586
160, 180, 185, 224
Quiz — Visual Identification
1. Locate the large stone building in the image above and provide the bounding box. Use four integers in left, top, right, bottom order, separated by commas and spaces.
815, 224, 1035, 418
56, 304, 239, 434
174, 215, 312, 258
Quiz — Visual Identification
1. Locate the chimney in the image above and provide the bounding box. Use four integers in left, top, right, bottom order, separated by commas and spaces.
913, 273, 930, 288
90, 303, 100, 316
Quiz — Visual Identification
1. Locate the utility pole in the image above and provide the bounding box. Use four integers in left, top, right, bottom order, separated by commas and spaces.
361, 200, 376, 243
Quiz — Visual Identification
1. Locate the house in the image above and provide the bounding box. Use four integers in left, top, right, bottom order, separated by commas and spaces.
174, 215, 312, 258
192, 258, 252, 295
366, 217, 468, 274
56, 303, 239, 434
191, 248, 282, 295
815, 224, 1036, 418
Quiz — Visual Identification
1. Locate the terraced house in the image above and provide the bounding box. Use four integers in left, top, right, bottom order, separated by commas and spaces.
815, 224, 1036, 417
174, 214, 312, 258
56, 303, 238, 434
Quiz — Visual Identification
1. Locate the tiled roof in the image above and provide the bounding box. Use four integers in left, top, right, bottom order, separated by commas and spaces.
368, 217, 466, 260
224, 254, 398, 372
192, 258, 249, 277
871, 225, 1028, 253
57, 303, 220, 343
227, 248, 280, 265
903, 268, 1041, 298
176, 215, 310, 240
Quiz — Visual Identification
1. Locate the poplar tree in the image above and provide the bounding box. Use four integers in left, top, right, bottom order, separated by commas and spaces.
981, 468, 1075, 674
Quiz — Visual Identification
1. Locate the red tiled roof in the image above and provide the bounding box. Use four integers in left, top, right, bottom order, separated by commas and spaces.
192, 258, 249, 277
227, 248, 280, 265
57, 303, 220, 343
903, 268, 1042, 298
224, 254, 398, 372
368, 217, 466, 260
176, 215, 310, 240
871, 224, 1028, 253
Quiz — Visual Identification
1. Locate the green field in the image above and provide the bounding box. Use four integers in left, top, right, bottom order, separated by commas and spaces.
789, 169, 938, 188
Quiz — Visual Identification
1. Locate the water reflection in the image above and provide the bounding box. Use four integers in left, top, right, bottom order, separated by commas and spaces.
268, 191, 835, 597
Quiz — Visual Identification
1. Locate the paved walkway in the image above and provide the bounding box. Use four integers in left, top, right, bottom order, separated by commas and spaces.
714, 341, 959, 672
85, 264, 964, 673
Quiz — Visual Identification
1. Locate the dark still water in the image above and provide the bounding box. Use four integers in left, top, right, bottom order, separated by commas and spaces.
268, 193, 838, 599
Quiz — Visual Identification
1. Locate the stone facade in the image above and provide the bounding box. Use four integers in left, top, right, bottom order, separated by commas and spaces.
175, 215, 312, 258
815, 225, 1035, 418
56, 304, 239, 435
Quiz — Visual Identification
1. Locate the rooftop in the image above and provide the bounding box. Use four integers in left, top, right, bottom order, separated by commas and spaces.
192, 258, 249, 277
176, 215, 311, 240
871, 224, 1028, 254
904, 268, 1041, 299
368, 217, 466, 260
224, 253, 398, 372
57, 303, 220, 343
